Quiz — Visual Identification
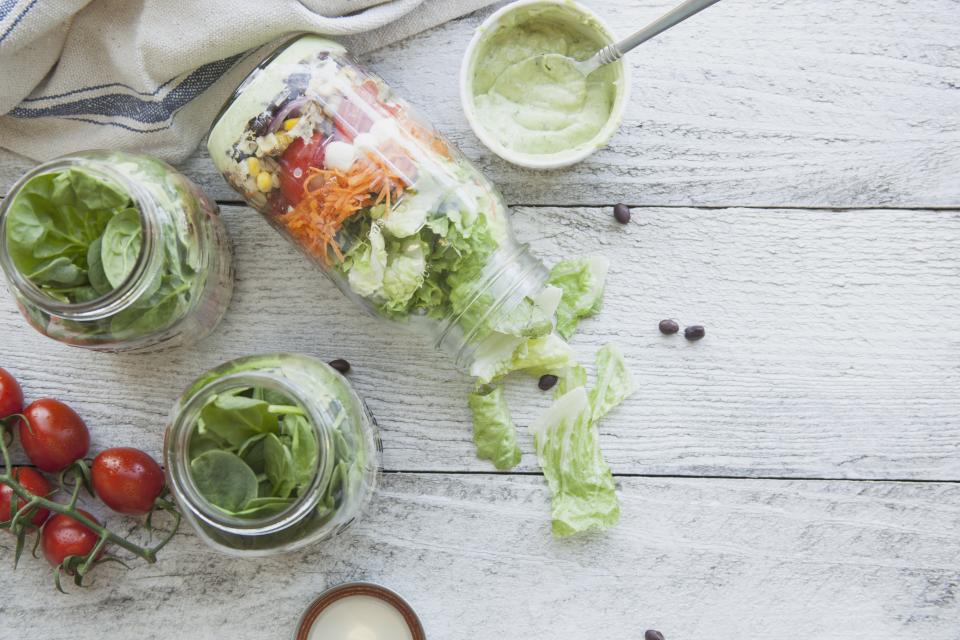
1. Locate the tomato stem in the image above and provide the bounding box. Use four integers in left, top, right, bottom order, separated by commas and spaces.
0, 436, 172, 569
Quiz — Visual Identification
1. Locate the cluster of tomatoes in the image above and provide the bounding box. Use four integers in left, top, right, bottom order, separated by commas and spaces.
0, 367, 167, 571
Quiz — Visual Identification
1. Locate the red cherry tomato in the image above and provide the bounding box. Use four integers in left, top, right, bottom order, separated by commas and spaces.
19, 399, 90, 473
42, 510, 102, 570
279, 131, 328, 206
92, 447, 165, 516
333, 79, 382, 141
0, 367, 23, 419
0, 467, 52, 528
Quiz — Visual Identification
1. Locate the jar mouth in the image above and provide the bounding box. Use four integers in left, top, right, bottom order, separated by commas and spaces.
168, 371, 334, 535
0, 156, 159, 320
437, 243, 549, 370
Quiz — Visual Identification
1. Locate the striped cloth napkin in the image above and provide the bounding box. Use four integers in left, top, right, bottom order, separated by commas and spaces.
0, 0, 496, 163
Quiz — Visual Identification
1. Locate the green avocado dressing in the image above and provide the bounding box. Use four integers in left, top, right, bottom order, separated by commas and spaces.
471, 6, 618, 156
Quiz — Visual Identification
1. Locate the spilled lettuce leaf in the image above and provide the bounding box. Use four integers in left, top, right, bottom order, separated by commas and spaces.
468, 385, 521, 470
590, 344, 635, 422
470, 332, 575, 384
548, 256, 609, 340
469, 332, 525, 384
531, 387, 619, 537
554, 364, 588, 398
532, 344, 635, 536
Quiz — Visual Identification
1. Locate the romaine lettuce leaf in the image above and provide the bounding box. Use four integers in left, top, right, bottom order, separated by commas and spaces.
347, 224, 387, 297
531, 343, 635, 536
468, 384, 521, 470
589, 344, 635, 422
548, 256, 609, 340
531, 387, 619, 537
381, 237, 426, 310
470, 332, 575, 384
490, 295, 554, 338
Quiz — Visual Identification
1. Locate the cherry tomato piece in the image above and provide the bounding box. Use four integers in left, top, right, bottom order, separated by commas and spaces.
333, 79, 381, 141
19, 399, 90, 473
92, 447, 165, 516
279, 131, 329, 206
0, 367, 23, 419
42, 510, 102, 570
0, 467, 52, 527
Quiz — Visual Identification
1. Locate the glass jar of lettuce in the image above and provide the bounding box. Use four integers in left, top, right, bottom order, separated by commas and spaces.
207, 36, 585, 379
163, 353, 380, 556
0, 151, 233, 351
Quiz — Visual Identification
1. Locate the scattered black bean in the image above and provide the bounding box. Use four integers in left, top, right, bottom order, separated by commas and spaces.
328, 358, 351, 374
613, 203, 631, 224
684, 325, 706, 341
645, 631, 665, 640
658, 319, 680, 335
538, 374, 559, 391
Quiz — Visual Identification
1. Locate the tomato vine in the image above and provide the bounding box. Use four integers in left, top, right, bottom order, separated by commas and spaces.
0, 421, 180, 592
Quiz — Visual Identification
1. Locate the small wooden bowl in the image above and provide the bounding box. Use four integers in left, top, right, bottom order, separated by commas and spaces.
296, 582, 426, 640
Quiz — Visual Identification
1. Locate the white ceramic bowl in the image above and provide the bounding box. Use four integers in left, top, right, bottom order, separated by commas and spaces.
459, 0, 631, 170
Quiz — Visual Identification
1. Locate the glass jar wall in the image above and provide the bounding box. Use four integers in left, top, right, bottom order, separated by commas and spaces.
0, 151, 233, 352
207, 36, 553, 372
163, 353, 380, 557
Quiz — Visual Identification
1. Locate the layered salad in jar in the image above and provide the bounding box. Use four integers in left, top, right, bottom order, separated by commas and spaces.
207, 37, 567, 371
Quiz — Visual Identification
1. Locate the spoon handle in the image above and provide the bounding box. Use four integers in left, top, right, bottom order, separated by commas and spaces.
593, 0, 723, 66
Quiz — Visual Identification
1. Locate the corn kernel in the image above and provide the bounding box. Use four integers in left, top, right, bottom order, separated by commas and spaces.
283, 117, 300, 131
256, 171, 273, 193
246, 157, 260, 175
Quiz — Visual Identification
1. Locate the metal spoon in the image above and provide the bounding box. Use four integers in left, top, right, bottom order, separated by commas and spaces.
574, 0, 723, 77
492, 0, 722, 108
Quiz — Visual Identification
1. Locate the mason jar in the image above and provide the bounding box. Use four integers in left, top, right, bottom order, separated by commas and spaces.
0, 151, 233, 352
207, 36, 552, 374
163, 353, 380, 556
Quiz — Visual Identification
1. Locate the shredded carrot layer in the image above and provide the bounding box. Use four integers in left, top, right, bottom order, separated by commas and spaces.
279, 151, 409, 266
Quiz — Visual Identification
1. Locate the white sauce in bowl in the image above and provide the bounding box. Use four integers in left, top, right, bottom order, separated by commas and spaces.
306, 595, 414, 640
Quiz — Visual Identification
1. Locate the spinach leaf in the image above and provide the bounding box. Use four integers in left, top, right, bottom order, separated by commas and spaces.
190, 450, 259, 513
86, 237, 113, 296
287, 414, 320, 488
3, 168, 134, 300
187, 385, 325, 520
199, 393, 278, 447
100, 207, 142, 288
231, 497, 295, 518
264, 433, 297, 499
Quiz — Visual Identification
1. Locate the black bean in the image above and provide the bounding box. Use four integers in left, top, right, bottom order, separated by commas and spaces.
328, 359, 351, 374
613, 203, 631, 224
684, 325, 706, 341
658, 319, 680, 335
538, 374, 559, 391
645, 631, 665, 640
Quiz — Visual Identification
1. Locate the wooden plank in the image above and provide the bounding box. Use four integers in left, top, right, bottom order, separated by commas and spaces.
2, 205, 959, 480
2, 474, 959, 639
1, 0, 959, 207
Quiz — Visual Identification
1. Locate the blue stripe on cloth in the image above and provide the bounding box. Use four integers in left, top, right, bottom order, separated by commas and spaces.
0, 0, 20, 22
0, 0, 38, 44
22, 75, 180, 103
9, 53, 243, 124
63, 116, 178, 134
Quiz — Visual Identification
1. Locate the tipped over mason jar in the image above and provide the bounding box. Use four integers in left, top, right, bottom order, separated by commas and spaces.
0, 151, 234, 352
163, 353, 381, 556
207, 36, 559, 374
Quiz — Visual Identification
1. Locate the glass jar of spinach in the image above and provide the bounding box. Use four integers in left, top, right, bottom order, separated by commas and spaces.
0, 151, 233, 352
163, 353, 380, 556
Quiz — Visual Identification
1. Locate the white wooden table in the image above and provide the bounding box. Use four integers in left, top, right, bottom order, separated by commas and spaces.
3, 2, 959, 638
